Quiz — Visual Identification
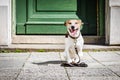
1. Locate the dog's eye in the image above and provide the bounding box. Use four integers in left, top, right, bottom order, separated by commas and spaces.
75, 22, 78, 24
68, 22, 71, 24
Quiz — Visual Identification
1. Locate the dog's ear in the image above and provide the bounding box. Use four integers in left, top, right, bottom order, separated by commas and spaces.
78, 20, 84, 25
81, 21, 84, 25
81, 22, 84, 25
64, 21, 66, 26
64, 20, 67, 26
64, 20, 69, 26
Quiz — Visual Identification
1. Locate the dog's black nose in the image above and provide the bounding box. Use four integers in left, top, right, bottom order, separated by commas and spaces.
71, 26, 75, 29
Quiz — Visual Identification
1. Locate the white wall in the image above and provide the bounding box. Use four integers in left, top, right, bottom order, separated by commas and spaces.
0, 0, 11, 45
108, 0, 120, 45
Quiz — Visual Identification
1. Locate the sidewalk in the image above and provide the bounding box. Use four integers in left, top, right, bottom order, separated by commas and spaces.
0, 51, 120, 80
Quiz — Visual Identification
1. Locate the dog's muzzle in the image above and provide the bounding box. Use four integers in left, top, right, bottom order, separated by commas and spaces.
69, 26, 78, 33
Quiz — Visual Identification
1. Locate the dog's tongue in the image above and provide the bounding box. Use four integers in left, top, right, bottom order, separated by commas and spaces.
71, 30, 77, 36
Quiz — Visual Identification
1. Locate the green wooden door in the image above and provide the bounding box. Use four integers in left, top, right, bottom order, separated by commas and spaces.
16, 0, 104, 35
78, 0, 97, 35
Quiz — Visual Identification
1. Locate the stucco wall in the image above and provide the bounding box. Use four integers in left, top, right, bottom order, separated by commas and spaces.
0, 0, 11, 45
108, 0, 120, 45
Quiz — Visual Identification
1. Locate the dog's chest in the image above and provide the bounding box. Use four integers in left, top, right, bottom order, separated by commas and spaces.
67, 36, 83, 48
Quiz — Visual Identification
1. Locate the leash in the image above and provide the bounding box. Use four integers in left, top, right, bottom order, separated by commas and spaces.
74, 39, 80, 63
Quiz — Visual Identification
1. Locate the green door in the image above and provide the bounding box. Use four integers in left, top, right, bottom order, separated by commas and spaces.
16, 0, 104, 35
78, 0, 97, 35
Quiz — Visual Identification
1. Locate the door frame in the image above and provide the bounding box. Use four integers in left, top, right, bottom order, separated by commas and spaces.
12, 0, 105, 44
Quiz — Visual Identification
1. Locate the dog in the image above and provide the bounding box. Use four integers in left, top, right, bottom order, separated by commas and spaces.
62, 19, 88, 67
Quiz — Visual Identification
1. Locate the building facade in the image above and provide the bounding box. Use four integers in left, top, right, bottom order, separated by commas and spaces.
0, 0, 120, 49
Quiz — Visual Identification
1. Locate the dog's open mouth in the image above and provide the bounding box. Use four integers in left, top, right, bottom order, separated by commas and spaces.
69, 28, 79, 36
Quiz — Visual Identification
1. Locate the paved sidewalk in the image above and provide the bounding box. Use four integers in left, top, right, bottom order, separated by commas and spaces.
0, 51, 120, 80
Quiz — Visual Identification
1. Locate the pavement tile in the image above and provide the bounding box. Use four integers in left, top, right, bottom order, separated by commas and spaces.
17, 66, 68, 80
88, 51, 120, 62
70, 76, 120, 80
0, 76, 16, 80
66, 68, 116, 77
0, 53, 30, 57
17, 52, 69, 80
87, 63, 105, 68
23, 62, 40, 69
0, 53, 30, 69
84, 52, 104, 68
115, 51, 120, 55
107, 65, 120, 76
0, 69, 20, 80
87, 51, 120, 77
0, 59, 26, 69
28, 52, 60, 62
25, 52, 62, 68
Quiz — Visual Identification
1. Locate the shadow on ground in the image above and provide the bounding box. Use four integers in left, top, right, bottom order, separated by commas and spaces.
32, 60, 66, 65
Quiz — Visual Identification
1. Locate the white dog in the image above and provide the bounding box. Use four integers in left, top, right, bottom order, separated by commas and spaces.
63, 19, 88, 67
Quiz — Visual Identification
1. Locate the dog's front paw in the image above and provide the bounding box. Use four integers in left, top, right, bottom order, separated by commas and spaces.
61, 62, 75, 67
78, 62, 88, 67
61, 62, 88, 67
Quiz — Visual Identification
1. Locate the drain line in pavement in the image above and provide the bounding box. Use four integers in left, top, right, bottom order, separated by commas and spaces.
14, 53, 31, 80
59, 52, 71, 80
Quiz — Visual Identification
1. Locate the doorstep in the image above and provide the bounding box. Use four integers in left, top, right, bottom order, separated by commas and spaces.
0, 44, 120, 51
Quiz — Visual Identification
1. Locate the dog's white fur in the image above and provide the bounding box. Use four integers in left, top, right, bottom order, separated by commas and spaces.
64, 20, 84, 64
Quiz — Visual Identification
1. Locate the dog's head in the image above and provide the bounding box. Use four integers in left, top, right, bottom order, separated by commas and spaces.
64, 19, 83, 37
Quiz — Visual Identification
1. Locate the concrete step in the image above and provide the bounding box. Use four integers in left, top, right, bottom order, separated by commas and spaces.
0, 44, 120, 52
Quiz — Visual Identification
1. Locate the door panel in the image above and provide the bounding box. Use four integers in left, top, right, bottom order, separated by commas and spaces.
37, 0, 76, 11
26, 25, 66, 34
16, 0, 26, 34
27, 0, 78, 23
